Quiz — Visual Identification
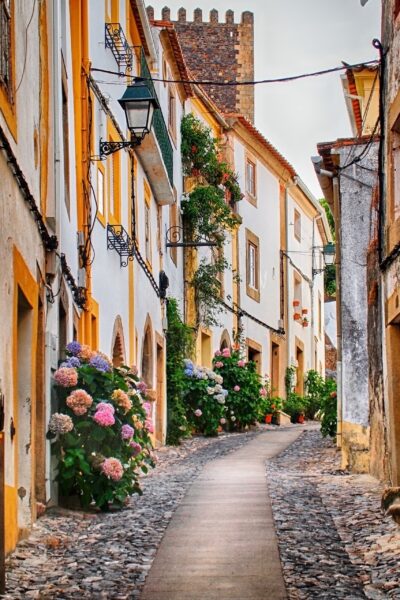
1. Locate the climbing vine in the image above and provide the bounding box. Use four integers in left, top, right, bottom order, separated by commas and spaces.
181, 114, 243, 328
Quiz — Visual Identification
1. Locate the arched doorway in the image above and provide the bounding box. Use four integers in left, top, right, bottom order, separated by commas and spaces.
219, 330, 231, 351
111, 316, 126, 368
141, 318, 153, 387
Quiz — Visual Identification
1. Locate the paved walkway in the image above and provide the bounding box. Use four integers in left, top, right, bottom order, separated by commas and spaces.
140, 428, 303, 600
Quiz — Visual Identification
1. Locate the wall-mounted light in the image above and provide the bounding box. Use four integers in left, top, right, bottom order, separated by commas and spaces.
312, 242, 336, 277
99, 80, 159, 158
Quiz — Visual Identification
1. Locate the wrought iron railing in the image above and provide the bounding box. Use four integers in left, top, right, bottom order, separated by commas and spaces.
138, 48, 173, 185
105, 23, 134, 74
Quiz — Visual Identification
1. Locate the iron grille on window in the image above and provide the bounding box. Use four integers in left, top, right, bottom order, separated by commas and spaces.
105, 23, 134, 74
0, 0, 12, 99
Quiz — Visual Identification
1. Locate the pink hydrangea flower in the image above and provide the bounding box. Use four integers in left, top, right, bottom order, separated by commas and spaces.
48, 413, 74, 434
143, 402, 152, 416
221, 348, 231, 358
233, 385, 240, 392
215, 361, 224, 368
214, 350, 222, 357
129, 441, 142, 456
145, 419, 154, 433
101, 457, 123, 481
121, 424, 135, 440
260, 387, 267, 397
194, 409, 202, 417
54, 367, 78, 388
220, 418, 226, 425
93, 409, 115, 427
96, 402, 115, 414
66, 389, 93, 416
237, 360, 246, 367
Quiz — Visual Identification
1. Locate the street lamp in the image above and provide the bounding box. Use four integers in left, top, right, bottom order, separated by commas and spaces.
312, 242, 336, 277
99, 80, 160, 157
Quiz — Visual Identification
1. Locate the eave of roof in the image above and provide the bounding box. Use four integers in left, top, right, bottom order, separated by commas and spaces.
150, 19, 193, 97
130, 0, 151, 56
224, 113, 297, 178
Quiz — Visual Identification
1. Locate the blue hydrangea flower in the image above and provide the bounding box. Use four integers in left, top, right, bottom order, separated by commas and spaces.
66, 341, 82, 356
66, 356, 81, 368
89, 355, 112, 373
184, 368, 194, 377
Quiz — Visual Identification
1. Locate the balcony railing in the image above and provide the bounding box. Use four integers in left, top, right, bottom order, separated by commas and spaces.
138, 48, 173, 186
105, 23, 134, 74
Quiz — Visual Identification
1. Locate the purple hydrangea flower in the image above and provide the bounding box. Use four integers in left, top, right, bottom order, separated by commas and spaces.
64, 356, 81, 368
89, 355, 112, 373
121, 424, 135, 440
66, 341, 82, 356
129, 441, 142, 456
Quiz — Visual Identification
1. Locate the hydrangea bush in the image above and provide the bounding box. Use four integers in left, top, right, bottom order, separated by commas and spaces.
182, 359, 227, 436
49, 342, 154, 511
213, 347, 263, 431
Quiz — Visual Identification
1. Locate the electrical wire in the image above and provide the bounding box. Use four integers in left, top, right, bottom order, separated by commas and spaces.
90, 58, 380, 87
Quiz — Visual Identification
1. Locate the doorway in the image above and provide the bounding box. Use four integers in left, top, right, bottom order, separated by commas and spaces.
296, 345, 304, 395
387, 321, 400, 485
156, 343, 164, 444
271, 342, 280, 396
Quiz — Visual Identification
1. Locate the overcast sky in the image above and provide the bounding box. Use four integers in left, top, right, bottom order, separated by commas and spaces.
151, 0, 381, 197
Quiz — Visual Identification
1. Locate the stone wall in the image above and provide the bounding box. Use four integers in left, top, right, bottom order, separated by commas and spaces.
148, 7, 254, 122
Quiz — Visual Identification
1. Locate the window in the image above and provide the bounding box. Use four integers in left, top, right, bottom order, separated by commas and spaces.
0, 0, 12, 99
246, 157, 256, 201
247, 339, 262, 374
215, 246, 224, 299
318, 292, 322, 338
391, 124, 400, 222
294, 272, 302, 307
201, 331, 212, 367
107, 126, 121, 223
97, 165, 106, 225
62, 73, 70, 216
294, 208, 301, 241
144, 182, 152, 266
246, 229, 260, 302
168, 88, 176, 140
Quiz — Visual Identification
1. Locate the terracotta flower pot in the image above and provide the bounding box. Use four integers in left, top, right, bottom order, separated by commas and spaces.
293, 313, 301, 321
302, 320, 309, 327
297, 414, 305, 424
265, 414, 273, 424
302, 308, 308, 315
293, 299, 300, 307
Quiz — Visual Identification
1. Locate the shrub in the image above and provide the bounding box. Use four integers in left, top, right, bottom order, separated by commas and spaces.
304, 369, 325, 419
213, 348, 262, 430
320, 378, 337, 438
283, 393, 308, 422
49, 344, 154, 511
182, 359, 227, 436
165, 299, 193, 445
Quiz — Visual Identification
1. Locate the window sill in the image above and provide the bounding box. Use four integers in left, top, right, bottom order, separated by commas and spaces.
246, 192, 257, 207
246, 285, 260, 303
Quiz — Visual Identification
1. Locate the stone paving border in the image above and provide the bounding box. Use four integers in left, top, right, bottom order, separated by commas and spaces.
267, 430, 400, 600
4, 427, 272, 599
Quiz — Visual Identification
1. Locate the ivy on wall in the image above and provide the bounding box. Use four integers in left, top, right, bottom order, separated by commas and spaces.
180, 114, 243, 328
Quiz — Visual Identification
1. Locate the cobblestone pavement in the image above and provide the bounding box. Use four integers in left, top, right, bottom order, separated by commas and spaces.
4, 428, 265, 599
267, 429, 400, 600
4, 425, 400, 599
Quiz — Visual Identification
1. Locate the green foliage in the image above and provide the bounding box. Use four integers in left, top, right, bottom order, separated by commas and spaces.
181, 114, 243, 329
182, 360, 226, 436
52, 348, 153, 511
304, 369, 325, 419
165, 299, 194, 445
213, 349, 262, 430
320, 199, 336, 297
320, 378, 337, 438
285, 365, 296, 397
283, 393, 308, 422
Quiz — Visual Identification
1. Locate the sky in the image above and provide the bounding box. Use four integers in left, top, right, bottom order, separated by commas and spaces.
151, 0, 381, 197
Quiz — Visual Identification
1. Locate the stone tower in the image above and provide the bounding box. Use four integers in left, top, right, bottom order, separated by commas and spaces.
147, 6, 255, 123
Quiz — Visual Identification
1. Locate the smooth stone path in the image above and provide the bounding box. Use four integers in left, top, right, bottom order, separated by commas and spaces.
140, 427, 304, 600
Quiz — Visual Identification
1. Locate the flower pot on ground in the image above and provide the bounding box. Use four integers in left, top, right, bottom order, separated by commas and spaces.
265, 414, 273, 424
293, 313, 301, 321
297, 414, 305, 424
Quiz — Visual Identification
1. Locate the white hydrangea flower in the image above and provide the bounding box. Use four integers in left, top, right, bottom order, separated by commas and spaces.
207, 387, 215, 395
215, 394, 225, 404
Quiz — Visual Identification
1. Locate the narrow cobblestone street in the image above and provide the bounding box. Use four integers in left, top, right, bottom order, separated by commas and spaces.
4, 425, 400, 599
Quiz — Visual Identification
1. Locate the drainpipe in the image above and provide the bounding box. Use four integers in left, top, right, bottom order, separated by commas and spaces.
285, 178, 297, 378
332, 176, 342, 448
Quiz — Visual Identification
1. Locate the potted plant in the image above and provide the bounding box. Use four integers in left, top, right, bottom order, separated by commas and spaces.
302, 308, 308, 315
293, 299, 300, 307
302, 317, 309, 327
293, 312, 301, 321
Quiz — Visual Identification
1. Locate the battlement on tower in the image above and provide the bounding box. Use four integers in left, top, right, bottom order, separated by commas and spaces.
147, 6, 255, 122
